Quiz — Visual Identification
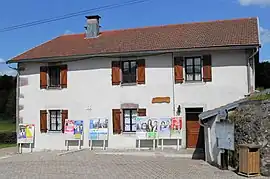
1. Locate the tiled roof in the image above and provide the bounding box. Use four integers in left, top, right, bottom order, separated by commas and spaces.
10, 17, 259, 62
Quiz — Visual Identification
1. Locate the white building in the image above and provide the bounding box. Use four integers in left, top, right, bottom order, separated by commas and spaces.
8, 16, 260, 152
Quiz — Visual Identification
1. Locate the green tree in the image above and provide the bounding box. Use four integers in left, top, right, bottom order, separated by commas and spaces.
256, 61, 270, 89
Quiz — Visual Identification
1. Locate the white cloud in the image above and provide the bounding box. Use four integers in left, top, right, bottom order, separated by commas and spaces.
260, 26, 270, 44
0, 68, 17, 76
239, 0, 270, 6
0, 58, 17, 76
64, 30, 74, 35
0, 58, 5, 64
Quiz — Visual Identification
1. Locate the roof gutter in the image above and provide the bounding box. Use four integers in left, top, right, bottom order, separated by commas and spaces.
7, 44, 260, 64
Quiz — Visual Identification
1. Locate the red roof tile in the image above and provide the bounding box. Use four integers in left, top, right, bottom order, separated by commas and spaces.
10, 17, 259, 62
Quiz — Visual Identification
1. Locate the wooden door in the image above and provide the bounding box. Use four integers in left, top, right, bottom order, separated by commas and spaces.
186, 108, 204, 148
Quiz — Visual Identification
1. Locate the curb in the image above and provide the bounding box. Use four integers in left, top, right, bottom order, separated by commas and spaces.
94, 151, 194, 158
57, 148, 86, 156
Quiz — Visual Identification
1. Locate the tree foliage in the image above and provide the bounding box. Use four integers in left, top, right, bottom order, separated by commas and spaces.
0, 75, 16, 122
256, 61, 270, 89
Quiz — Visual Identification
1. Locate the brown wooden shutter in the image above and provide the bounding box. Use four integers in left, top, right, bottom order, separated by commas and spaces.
60, 65, 68, 88
61, 110, 68, 133
40, 110, 47, 133
112, 61, 121, 85
137, 59, 145, 84
203, 55, 212, 82
112, 109, 121, 134
174, 57, 184, 83
40, 66, 48, 89
138, 108, 146, 116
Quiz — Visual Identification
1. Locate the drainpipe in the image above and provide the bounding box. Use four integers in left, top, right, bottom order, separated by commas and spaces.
171, 53, 176, 116
247, 47, 259, 93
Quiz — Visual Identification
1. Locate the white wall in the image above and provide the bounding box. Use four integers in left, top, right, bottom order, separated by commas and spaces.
18, 49, 251, 151
203, 116, 222, 166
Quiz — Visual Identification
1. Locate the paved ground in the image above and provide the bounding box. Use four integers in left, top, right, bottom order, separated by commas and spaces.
0, 146, 17, 157
0, 149, 267, 179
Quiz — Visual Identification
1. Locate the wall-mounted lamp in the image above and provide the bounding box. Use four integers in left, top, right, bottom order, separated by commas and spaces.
176, 105, 181, 116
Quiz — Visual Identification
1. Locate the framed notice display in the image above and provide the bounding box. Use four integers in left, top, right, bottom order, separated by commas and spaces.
65, 120, 83, 151
158, 117, 171, 138
136, 116, 148, 139
170, 117, 182, 138
74, 120, 84, 140
18, 124, 35, 144
89, 118, 109, 150
64, 119, 74, 135
18, 124, 35, 153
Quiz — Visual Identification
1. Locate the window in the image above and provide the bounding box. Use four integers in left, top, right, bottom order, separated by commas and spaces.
48, 66, 61, 87
123, 109, 137, 132
48, 110, 62, 131
185, 57, 202, 81
121, 61, 137, 84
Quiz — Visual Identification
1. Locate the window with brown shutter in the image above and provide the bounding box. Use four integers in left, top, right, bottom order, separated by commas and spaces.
61, 110, 68, 133
112, 109, 121, 134
185, 57, 202, 81
60, 65, 68, 88
137, 59, 145, 84
122, 60, 137, 84
112, 61, 121, 85
40, 66, 48, 89
40, 110, 47, 133
122, 109, 137, 132
48, 66, 61, 88
138, 108, 146, 116
203, 55, 212, 82
174, 57, 184, 83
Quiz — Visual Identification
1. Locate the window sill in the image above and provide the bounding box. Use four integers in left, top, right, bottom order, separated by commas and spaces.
181, 81, 206, 86
120, 83, 137, 87
47, 131, 62, 133
42, 86, 63, 90
122, 132, 136, 136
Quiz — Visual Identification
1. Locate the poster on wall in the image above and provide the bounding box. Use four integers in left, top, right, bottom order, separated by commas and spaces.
89, 118, 109, 140
170, 117, 182, 138
74, 120, 83, 139
64, 119, 74, 135
158, 117, 171, 138
136, 117, 158, 139
147, 118, 158, 139
18, 124, 35, 143
136, 116, 148, 139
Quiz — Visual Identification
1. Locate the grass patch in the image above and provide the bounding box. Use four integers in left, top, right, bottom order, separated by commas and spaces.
0, 143, 16, 149
0, 120, 16, 132
248, 93, 270, 101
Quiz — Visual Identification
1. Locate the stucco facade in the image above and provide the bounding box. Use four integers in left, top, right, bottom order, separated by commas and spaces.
18, 48, 255, 151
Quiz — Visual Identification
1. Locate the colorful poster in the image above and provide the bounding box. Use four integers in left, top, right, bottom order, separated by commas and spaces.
147, 118, 158, 139
136, 117, 158, 139
64, 119, 74, 135
74, 120, 83, 139
18, 124, 35, 143
171, 117, 182, 137
158, 117, 171, 138
136, 116, 148, 139
89, 118, 108, 140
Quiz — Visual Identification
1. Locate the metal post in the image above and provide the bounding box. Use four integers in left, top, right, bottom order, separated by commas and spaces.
16, 71, 20, 153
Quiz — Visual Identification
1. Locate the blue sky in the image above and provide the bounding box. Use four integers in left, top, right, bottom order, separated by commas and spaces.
0, 0, 270, 76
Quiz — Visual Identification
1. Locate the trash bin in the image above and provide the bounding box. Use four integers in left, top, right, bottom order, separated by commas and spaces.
238, 144, 261, 177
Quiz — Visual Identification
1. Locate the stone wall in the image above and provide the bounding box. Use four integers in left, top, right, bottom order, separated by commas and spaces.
229, 100, 270, 176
